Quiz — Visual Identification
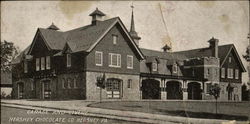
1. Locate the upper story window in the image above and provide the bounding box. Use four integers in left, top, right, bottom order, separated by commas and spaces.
46, 56, 51, 70
227, 68, 234, 79
235, 69, 239, 79
229, 57, 232, 63
112, 35, 118, 45
127, 79, 132, 88
221, 68, 225, 78
127, 55, 133, 69
67, 54, 71, 67
41, 57, 45, 70
36, 58, 40, 71
173, 64, 178, 73
95, 51, 103, 66
109, 53, 121, 67
152, 62, 157, 71
24, 61, 28, 73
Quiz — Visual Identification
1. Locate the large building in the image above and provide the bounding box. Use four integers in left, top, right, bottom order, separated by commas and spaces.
12, 8, 246, 101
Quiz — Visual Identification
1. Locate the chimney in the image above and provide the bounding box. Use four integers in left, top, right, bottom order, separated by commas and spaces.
208, 37, 219, 58
129, 5, 141, 47
89, 8, 106, 25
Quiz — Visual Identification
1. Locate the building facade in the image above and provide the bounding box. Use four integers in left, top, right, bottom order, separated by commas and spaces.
12, 8, 246, 101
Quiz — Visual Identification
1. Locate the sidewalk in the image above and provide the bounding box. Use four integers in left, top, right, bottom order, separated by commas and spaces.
1, 100, 247, 124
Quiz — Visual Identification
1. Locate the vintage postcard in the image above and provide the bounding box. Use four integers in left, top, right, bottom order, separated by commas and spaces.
1, 1, 250, 124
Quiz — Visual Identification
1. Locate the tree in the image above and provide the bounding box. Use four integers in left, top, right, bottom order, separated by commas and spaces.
96, 73, 106, 103
1, 40, 19, 71
209, 83, 221, 115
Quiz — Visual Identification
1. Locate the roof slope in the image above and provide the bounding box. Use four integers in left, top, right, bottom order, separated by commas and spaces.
11, 45, 30, 64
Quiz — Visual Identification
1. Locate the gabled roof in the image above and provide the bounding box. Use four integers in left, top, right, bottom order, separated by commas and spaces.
26, 17, 144, 60
140, 48, 188, 61
47, 23, 60, 30
89, 8, 106, 16
174, 44, 246, 72
11, 45, 30, 64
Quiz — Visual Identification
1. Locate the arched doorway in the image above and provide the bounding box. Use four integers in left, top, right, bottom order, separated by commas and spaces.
106, 78, 122, 99
227, 83, 234, 101
142, 79, 160, 99
242, 84, 248, 101
41, 80, 51, 99
187, 82, 202, 100
166, 81, 182, 100
17, 82, 24, 99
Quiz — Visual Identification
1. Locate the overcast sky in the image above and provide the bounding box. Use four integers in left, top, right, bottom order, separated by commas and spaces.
1, 1, 249, 82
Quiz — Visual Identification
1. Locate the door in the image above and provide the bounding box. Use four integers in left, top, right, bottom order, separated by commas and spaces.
17, 83, 24, 99
187, 82, 202, 100
141, 79, 160, 99
166, 81, 183, 99
41, 80, 51, 99
106, 78, 122, 99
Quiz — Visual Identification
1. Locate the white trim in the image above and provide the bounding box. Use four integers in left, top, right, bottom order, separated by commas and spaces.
86, 18, 144, 60
95, 51, 103, 66
109, 53, 121, 68
184, 65, 219, 68
235, 69, 239, 79
227, 68, 233, 79
127, 55, 133, 69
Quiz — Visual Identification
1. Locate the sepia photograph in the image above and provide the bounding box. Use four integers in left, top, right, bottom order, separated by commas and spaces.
1, 1, 250, 124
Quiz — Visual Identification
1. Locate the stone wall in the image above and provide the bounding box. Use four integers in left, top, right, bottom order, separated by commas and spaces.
86, 71, 140, 100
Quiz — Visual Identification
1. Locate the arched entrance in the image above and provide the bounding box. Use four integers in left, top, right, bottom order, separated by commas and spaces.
17, 82, 24, 99
242, 84, 249, 101
227, 83, 234, 101
106, 78, 122, 99
142, 79, 160, 99
41, 80, 51, 99
166, 81, 182, 100
187, 82, 202, 100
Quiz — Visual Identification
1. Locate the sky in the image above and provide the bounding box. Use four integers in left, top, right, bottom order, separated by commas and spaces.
1, 1, 249, 82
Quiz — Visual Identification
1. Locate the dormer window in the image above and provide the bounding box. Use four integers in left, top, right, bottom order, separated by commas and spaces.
67, 54, 71, 67
112, 35, 118, 45
173, 63, 178, 73
152, 62, 157, 71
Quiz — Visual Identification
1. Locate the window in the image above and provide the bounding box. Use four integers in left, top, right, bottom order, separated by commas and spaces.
152, 62, 157, 71
206, 83, 212, 94
112, 35, 118, 45
221, 68, 225, 78
24, 61, 28, 73
173, 64, 178, 73
67, 54, 71, 67
109, 53, 121, 67
46, 56, 51, 70
41, 57, 45, 70
127, 79, 132, 88
73, 78, 77, 88
229, 57, 232, 63
95, 51, 103, 66
36, 58, 40, 71
31, 82, 34, 90
62, 79, 66, 89
227, 68, 233, 79
127, 55, 133, 69
235, 69, 239, 79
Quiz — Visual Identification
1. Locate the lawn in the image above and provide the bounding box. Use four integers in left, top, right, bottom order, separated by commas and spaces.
88, 101, 250, 121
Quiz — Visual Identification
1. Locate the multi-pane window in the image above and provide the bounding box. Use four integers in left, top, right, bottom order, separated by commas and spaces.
36, 58, 40, 71
235, 69, 239, 79
24, 61, 28, 73
46, 56, 51, 69
109, 53, 121, 67
41, 57, 45, 70
112, 35, 118, 45
152, 62, 157, 71
67, 54, 71, 67
221, 68, 225, 78
127, 55, 133, 69
227, 68, 234, 79
95, 51, 103, 66
127, 79, 132, 88
173, 64, 178, 73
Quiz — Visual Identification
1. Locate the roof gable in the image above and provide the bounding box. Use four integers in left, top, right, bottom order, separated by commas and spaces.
221, 45, 246, 72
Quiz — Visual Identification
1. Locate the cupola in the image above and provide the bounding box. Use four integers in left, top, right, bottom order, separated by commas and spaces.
47, 22, 60, 30
89, 8, 106, 25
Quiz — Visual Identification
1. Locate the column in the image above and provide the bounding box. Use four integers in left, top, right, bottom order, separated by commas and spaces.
139, 77, 142, 100
182, 80, 188, 100
161, 79, 166, 100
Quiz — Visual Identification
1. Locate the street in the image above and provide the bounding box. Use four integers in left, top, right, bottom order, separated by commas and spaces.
1, 106, 144, 124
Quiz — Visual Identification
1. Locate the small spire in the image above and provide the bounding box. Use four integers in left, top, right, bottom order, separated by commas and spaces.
47, 22, 60, 30
129, 4, 141, 46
